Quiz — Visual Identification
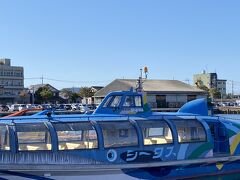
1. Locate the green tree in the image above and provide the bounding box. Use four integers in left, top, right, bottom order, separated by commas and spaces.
71, 93, 80, 103
79, 87, 94, 98
19, 90, 28, 103
35, 87, 53, 103
61, 89, 80, 103
61, 88, 73, 99
197, 85, 209, 92
209, 88, 221, 99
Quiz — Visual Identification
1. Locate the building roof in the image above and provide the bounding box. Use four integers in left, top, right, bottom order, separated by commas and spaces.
91, 86, 104, 91
29, 84, 59, 93
218, 79, 227, 82
94, 79, 206, 97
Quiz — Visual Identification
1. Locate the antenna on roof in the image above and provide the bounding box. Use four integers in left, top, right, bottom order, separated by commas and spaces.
136, 67, 148, 92
136, 68, 143, 92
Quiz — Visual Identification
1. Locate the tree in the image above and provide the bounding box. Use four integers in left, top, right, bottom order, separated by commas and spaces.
79, 87, 94, 98
71, 93, 80, 103
61, 88, 73, 99
197, 85, 209, 92
195, 80, 209, 92
209, 88, 221, 99
19, 90, 28, 104
19, 90, 28, 98
35, 87, 53, 103
61, 89, 80, 103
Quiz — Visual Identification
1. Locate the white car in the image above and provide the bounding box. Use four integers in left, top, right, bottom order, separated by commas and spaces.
9, 104, 27, 112
79, 104, 90, 113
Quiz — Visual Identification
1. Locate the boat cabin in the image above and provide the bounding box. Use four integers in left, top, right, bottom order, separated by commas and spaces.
0, 114, 217, 164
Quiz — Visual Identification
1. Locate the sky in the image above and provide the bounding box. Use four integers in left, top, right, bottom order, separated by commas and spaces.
0, 0, 240, 91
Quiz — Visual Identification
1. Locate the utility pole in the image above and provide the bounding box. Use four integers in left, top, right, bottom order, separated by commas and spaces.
232, 80, 234, 98
41, 75, 44, 85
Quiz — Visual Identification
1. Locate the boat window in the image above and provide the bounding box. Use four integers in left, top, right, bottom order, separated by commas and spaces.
103, 96, 113, 107
123, 96, 135, 107
103, 95, 122, 108
16, 123, 52, 151
53, 122, 98, 150
137, 120, 173, 145
109, 96, 122, 107
134, 96, 142, 107
172, 119, 206, 143
98, 121, 138, 148
0, 125, 10, 150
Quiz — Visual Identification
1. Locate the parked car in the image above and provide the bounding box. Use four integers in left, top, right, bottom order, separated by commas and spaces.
79, 104, 90, 113
71, 104, 80, 111
9, 104, 27, 112
0, 105, 9, 112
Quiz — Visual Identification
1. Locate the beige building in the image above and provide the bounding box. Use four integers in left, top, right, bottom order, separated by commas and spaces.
94, 79, 207, 109
193, 71, 227, 97
0, 59, 24, 104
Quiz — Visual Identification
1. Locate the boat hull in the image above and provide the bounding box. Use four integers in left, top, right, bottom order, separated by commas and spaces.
1, 158, 240, 180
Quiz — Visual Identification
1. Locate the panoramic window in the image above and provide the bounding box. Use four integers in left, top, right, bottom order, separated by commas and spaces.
98, 121, 138, 148
138, 120, 173, 145
0, 125, 10, 150
16, 123, 51, 151
53, 122, 98, 150
172, 119, 206, 143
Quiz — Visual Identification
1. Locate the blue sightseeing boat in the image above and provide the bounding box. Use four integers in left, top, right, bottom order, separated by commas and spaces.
1, 88, 240, 179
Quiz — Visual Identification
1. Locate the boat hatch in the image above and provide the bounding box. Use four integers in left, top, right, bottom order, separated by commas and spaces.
206, 121, 230, 155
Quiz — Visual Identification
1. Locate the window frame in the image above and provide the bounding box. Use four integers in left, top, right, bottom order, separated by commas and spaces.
98, 120, 139, 149
15, 123, 52, 151
137, 119, 174, 146
123, 95, 143, 108
172, 119, 207, 144
0, 124, 10, 151
53, 121, 99, 151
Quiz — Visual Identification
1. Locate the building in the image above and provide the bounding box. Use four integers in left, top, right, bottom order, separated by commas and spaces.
217, 79, 227, 98
29, 84, 65, 104
193, 71, 227, 97
94, 79, 207, 109
0, 58, 24, 104
82, 86, 104, 104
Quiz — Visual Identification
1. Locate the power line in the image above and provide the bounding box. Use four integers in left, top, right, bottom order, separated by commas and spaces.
24, 76, 111, 84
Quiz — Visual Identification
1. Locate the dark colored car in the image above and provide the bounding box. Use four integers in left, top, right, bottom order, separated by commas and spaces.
0, 105, 9, 112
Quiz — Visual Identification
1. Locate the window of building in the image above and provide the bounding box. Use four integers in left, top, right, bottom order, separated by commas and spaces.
0, 125, 10, 150
16, 123, 52, 151
53, 122, 98, 150
137, 120, 173, 145
187, 95, 196, 102
98, 121, 138, 148
172, 119, 206, 143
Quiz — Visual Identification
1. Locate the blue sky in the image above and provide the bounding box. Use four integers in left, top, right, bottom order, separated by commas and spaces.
0, 0, 240, 91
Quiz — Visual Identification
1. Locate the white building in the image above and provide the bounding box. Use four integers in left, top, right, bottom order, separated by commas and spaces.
0, 59, 24, 104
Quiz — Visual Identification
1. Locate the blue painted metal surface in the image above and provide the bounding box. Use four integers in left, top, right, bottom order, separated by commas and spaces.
0, 90, 239, 179
178, 98, 208, 116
